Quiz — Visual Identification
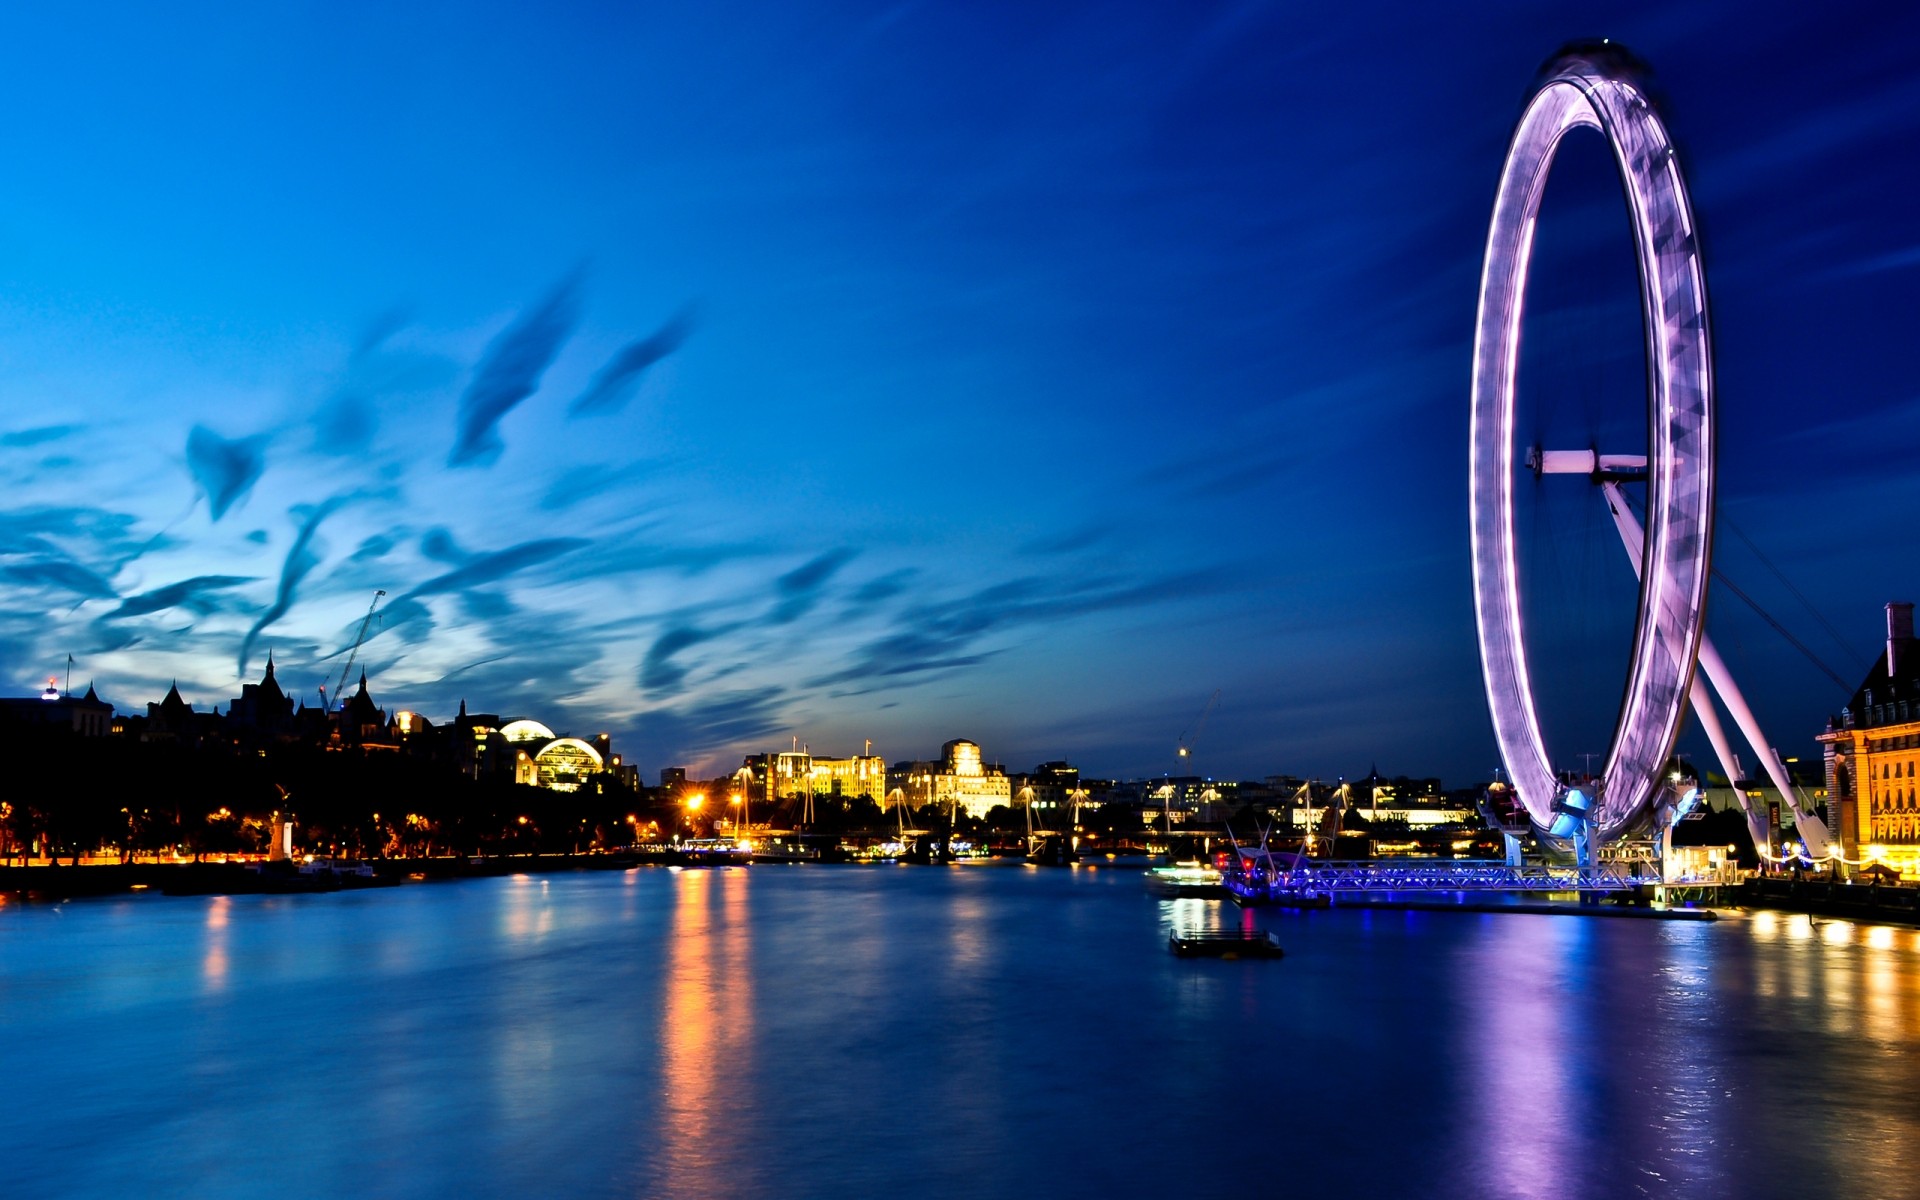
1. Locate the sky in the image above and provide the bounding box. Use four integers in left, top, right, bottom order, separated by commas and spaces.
0, 1, 1914, 786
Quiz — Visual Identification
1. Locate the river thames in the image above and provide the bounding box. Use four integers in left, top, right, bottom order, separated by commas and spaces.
3, 863, 1918, 1199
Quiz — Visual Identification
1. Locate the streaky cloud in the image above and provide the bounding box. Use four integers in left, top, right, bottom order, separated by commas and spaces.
419, 527, 468, 564
568, 305, 697, 417
0, 558, 118, 599
350, 533, 399, 562
539, 461, 653, 512
633, 689, 788, 766
459, 591, 517, 621
449, 273, 583, 467
641, 624, 722, 692
108, 574, 256, 620
354, 594, 434, 650
1019, 521, 1115, 556
315, 307, 460, 456
315, 388, 377, 456
768, 547, 857, 625
403, 537, 591, 598
808, 569, 1220, 689
779, 548, 857, 595
0, 425, 80, 448
841, 568, 917, 617
186, 425, 268, 521
238, 497, 352, 678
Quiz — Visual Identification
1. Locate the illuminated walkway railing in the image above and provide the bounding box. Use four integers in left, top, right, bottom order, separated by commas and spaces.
1234, 859, 1658, 896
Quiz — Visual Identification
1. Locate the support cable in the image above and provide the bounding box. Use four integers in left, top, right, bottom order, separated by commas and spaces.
1717, 510, 1865, 674
1616, 491, 1853, 695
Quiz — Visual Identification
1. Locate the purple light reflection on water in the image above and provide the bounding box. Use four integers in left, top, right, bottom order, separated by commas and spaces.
3, 871, 1920, 1199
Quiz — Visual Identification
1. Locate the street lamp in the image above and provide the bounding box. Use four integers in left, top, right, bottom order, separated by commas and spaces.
729, 792, 747, 849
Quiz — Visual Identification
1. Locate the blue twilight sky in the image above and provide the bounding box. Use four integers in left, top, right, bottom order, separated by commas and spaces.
0, 1, 1914, 785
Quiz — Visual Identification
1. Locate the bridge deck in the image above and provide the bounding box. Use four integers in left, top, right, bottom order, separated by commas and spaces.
1244, 859, 1658, 894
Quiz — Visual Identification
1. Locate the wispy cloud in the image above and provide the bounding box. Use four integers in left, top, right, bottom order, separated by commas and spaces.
0, 425, 80, 448
538, 461, 657, 512
107, 575, 256, 620
768, 548, 857, 624
569, 304, 697, 417
238, 497, 354, 678
0, 559, 118, 600
1819, 243, 1920, 281
402, 536, 592, 598
633, 689, 790, 770
841, 568, 917, 617
811, 570, 1218, 689
449, 273, 583, 467
641, 624, 721, 692
1018, 522, 1114, 556
186, 426, 268, 521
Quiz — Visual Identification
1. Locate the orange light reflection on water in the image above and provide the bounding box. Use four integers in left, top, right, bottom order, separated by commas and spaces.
656, 868, 754, 1198
202, 895, 230, 992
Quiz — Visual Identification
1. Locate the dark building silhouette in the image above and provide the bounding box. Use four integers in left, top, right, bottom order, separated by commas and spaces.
0, 683, 114, 736
145, 683, 211, 744
228, 655, 295, 739
334, 671, 393, 749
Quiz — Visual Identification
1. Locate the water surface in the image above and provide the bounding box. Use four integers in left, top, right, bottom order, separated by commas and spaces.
2, 864, 1915, 1199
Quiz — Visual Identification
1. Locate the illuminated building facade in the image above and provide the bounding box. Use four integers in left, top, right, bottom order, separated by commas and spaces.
899, 739, 1011, 820
502, 718, 616, 792
809, 752, 885, 800
1820, 602, 1920, 872
739, 749, 886, 803
452, 702, 506, 779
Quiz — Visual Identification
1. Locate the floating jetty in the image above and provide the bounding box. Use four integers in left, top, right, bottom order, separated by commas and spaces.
1168, 930, 1285, 958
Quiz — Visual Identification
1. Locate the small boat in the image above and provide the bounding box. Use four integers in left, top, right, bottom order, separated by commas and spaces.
300, 857, 390, 884
751, 833, 824, 864
677, 839, 752, 867
1168, 930, 1285, 959
1146, 860, 1224, 897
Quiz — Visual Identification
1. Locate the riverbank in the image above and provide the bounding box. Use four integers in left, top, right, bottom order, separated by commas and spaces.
1733, 877, 1920, 926
0, 852, 653, 900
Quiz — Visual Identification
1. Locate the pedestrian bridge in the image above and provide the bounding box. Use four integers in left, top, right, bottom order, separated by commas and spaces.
1257, 859, 1659, 896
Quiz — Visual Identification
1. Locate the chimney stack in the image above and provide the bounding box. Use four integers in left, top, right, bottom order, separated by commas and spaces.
1890, 601, 1915, 677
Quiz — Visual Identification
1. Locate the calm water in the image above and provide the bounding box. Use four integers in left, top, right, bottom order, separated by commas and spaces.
3, 863, 1918, 1199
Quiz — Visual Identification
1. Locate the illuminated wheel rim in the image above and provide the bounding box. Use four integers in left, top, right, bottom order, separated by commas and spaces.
1469, 46, 1714, 843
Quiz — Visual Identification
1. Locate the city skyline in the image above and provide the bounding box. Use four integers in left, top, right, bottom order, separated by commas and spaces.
0, 2, 1914, 786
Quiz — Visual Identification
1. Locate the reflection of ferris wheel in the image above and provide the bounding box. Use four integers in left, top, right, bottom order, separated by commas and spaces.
1469, 44, 1831, 862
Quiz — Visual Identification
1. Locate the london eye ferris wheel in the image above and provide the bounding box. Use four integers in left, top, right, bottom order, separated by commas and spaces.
1470, 45, 1715, 854
1469, 44, 1837, 863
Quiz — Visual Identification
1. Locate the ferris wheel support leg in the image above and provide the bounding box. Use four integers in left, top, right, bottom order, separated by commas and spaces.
1686, 674, 1773, 854
1694, 638, 1833, 859
1599, 482, 1831, 859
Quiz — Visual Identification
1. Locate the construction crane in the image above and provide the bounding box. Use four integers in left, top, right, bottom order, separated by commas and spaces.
324, 590, 386, 712
1176, 689, 1221, 767
1163, 689, 1222, 849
